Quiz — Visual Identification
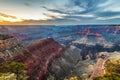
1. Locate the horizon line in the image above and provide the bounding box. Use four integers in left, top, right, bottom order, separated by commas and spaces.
0, 24, 120, 26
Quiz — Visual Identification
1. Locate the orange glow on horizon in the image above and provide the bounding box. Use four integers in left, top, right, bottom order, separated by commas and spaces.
0, 14, 54, 25
0, 19, 4, 22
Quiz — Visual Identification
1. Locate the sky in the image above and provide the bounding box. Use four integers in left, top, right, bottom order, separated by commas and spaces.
0, 0, 120, 25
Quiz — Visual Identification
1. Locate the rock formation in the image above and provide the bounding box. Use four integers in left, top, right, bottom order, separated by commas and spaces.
47, 45, 94, 80
12, 38, 64, 80
0, 34, 23, 62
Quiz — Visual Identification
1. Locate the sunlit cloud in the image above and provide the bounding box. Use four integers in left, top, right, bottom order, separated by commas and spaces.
0, 12, 17, 19
0, 12, 22, 22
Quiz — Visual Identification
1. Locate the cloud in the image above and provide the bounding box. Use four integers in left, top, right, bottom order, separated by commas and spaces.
96, 16, 120, 20
65, 0, 108, 14
43, 13, 58, 20
97, 0, 112, 7
42, 0, 120, 24
43, 0, 109, 15
96, 11, 120, 17
24, 2, 31, 6
0, 12, 17, 18
0, 12, 23, 22
43, 6, 65, 14
0, 0, 120, 24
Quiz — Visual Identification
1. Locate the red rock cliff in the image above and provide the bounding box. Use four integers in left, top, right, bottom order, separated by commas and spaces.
12, 38, 64, 80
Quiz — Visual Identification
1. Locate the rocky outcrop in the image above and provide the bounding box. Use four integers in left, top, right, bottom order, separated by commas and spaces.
12, 38, 64, 80
0, 34, 24, 62
47, 46, 94, 80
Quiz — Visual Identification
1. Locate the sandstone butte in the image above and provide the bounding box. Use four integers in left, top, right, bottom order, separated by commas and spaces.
12, 38, 65, 80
